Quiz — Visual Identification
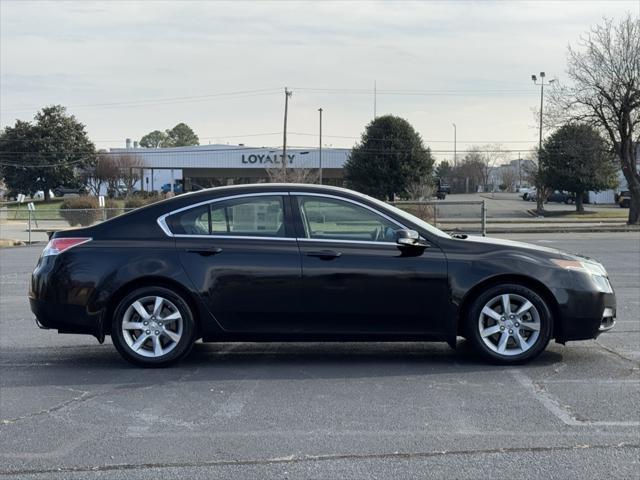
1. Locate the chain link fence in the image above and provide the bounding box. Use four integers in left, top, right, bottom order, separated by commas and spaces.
1, 208, 136, 244
1, 200, 487, 244
392, 200, 487, 236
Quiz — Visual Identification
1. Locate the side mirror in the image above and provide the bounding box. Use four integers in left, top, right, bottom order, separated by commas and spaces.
395, 229, 428, 248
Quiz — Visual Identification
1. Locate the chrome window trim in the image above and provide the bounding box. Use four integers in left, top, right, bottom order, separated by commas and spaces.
156, 190, 410, 247
297, 237, 397, 247
157, 191, 290, 238
174, 234, 296, 242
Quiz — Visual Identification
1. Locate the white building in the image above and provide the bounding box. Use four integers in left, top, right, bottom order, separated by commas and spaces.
109, 143, 351, 192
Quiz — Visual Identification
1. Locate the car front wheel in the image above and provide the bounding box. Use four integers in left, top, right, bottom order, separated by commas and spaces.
467, 284, 552, 364
111, 287, 196, 367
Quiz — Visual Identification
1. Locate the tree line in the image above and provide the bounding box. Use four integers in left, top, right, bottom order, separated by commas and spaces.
0, 106, 199, 201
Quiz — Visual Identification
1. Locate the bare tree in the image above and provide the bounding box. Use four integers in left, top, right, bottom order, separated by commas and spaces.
266, 166, 318, 184
405, 180, 435, 201
523, 149, 552, 209
111, 154, 144, 196
464, 145, 505, 191
548, 14, 640, 224
499, 167, 518, 192
81, 153, 121, 196
481, 144, 506, 192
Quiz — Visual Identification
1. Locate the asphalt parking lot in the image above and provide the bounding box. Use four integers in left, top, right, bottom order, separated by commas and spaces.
1, 232, 639, 479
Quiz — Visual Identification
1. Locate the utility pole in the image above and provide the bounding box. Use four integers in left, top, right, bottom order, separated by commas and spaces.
373, 80, 377, 119
452, 123, 457, 166
281, 87, 292, 181
318, 107, 323, 184
518, 151, 522, 187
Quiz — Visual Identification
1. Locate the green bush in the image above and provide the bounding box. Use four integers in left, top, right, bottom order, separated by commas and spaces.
60, 196, 100, 226
104, 199, 123, 219
124, 196, 160, 209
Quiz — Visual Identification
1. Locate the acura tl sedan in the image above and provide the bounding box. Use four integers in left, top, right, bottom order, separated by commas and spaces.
30, 184, 616, 367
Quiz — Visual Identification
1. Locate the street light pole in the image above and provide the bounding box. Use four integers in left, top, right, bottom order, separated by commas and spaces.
452, 123, 457, 165
318, 107, 323, 185
531, 72, 555, 154
531, 72, 554, 213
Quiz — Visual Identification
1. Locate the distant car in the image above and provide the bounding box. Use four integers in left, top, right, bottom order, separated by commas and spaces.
617, 191, 630, 208
521, 187, 535, 201
161, 183, 183, 194
53, 186, 86, 197
30, 184, 616, 367
434, 178, 449, 199
547, 191, 575, 204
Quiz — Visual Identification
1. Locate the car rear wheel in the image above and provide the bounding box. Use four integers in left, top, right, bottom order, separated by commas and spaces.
467, 284, 552, 364
111, 287, 196, 367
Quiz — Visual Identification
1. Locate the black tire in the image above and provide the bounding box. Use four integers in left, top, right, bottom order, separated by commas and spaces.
111, 286, 196, 367
466, 283, 553, 364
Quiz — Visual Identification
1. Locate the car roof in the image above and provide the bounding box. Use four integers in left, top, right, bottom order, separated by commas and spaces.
168, 183, 371, 204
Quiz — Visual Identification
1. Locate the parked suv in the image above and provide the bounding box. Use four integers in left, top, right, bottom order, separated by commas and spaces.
547, 191, 576, 204
53, 186, 86, 197
617, 191, 630, 208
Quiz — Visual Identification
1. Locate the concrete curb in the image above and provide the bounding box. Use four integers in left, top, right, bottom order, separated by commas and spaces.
483, 226, 640, 234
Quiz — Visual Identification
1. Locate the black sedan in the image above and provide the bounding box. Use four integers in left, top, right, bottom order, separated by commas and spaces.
30, 184, 616, 366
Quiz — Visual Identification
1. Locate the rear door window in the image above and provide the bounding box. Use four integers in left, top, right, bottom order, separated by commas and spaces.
168, 195, 286, 237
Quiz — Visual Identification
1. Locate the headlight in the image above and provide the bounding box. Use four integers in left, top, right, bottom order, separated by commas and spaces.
551, 259, 612, 293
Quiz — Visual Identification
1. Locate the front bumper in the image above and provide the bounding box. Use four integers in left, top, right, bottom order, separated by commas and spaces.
598, 307, 616, 333
556, 288, 616, 342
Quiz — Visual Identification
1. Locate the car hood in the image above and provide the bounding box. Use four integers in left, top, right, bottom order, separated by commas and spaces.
459, 235, 583, 260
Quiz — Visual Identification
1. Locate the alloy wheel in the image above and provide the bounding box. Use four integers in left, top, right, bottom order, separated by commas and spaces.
477, 293, 541, 356
121, 296, 184, 358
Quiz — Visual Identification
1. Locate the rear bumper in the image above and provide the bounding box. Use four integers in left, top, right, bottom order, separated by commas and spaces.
29, 297, 99, 336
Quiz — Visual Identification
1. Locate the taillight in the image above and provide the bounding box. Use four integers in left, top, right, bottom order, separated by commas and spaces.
42, 237, 92, 257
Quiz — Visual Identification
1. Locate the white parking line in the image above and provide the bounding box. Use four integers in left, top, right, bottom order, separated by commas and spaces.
510, 370, 640, 427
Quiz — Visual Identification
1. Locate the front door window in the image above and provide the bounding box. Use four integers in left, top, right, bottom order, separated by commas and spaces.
298, 196, 398, 242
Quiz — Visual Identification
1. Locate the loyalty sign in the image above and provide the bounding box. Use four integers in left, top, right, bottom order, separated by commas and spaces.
241, 154, 295, 165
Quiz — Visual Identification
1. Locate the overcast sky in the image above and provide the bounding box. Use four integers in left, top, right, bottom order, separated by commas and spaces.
1, 0, 637, 161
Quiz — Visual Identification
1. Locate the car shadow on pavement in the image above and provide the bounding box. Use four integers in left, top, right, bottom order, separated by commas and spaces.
2, 340, 565, 389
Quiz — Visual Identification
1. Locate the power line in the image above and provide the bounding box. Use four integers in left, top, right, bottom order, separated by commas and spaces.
1, 88, 282, 113
288, 131, 536, 143
0, 130, 539, 146
291, 86, 543, 96
2, 83, 562, 115
0, 145, 283, 156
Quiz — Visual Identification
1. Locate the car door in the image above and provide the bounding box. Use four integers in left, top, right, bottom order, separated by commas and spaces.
166, 193, 303, 332
292, 193, 449, 335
